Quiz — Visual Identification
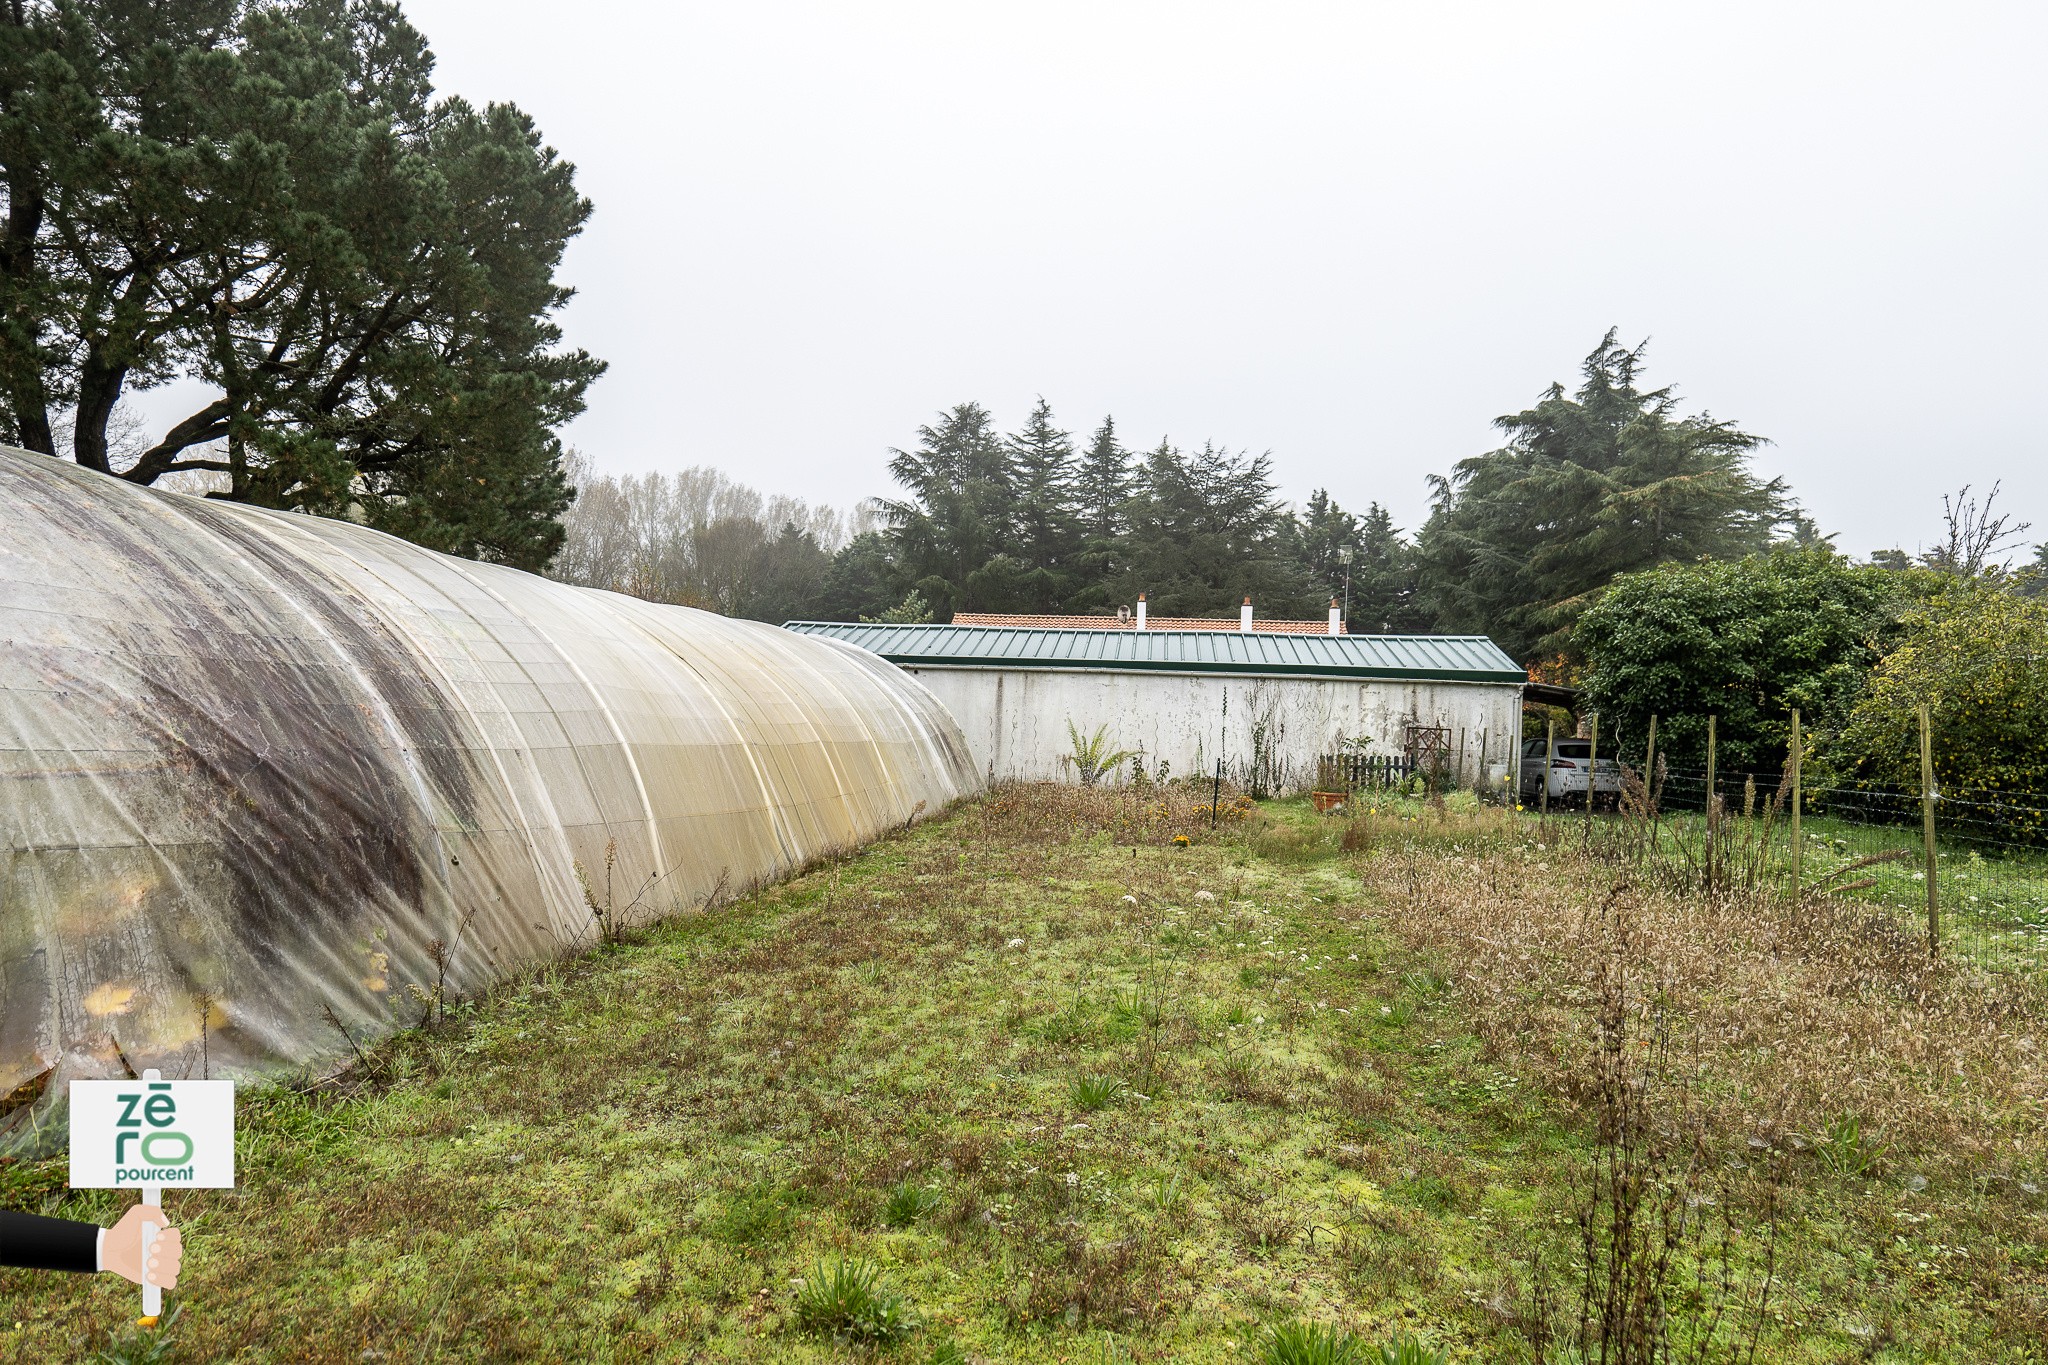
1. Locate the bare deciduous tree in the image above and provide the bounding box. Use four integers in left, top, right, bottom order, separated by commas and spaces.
550, 452, 854, 620
1925, 482, 2032, 578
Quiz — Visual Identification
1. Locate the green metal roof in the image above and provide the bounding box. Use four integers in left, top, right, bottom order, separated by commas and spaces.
782, 622, 1526, 683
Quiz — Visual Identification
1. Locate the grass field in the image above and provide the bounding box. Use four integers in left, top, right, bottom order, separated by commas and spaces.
4, 786, 2045, 1363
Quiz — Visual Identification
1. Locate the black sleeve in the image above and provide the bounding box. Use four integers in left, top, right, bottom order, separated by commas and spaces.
0, 1209, 99, 1273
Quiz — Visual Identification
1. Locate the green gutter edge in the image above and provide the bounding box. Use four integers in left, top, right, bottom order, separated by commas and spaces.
884, 656, 1527, 684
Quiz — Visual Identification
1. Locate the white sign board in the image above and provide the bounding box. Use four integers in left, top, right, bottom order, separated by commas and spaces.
69, 1079, 236, 1190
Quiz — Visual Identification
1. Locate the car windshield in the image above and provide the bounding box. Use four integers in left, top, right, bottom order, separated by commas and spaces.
1554, 742, 1592, 759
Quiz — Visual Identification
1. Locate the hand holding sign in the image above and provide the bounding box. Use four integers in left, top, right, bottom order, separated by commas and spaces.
102, 1205, 183, 1290
70, 1069, 233, 1322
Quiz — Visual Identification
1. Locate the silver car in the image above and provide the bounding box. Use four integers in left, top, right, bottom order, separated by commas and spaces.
1520, 737, 1623, 805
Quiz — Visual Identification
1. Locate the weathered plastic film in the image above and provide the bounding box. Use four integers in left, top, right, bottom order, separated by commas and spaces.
0, 449, 978, 1143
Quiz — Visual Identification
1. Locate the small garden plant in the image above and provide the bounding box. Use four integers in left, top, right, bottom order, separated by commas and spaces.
794, 1257, 919, 1345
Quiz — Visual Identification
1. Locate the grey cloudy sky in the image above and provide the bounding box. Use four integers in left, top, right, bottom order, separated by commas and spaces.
391, 0, 2045, 558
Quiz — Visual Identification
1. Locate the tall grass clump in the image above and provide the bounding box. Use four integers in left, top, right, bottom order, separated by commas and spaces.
1073, 1074, 1127, 1111
1371, 1336, 1450, 1365
794, 1257, 919, 1345
882, 1179, 942, 1228
1261, 1320, 1365, 1365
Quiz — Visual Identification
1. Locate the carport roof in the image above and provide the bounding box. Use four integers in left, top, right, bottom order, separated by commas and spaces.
782, 621, 1526, 683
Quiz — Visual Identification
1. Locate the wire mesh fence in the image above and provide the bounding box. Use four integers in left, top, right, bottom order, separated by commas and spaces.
1521, 723, 2048, 977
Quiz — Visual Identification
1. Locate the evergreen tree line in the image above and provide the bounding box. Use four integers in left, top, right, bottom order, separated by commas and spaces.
859, 397, 1429, 629
550, 332, 1858, 654
551, 399, 1433, 632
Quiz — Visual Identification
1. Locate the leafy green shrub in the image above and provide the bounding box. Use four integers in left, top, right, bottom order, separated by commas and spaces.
795, 1257, 919, 1344
1073, 1074, 1127, 1111
883, 1179, 943, 1228
1261, 1321, 1364, 1364
1578, 548, 1932, 773
1828, 586, 2048, 838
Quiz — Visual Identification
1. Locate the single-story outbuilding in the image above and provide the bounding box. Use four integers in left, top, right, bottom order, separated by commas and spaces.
783, 620, 1528, 794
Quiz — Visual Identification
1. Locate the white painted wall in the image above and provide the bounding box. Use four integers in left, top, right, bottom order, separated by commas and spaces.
900, 666, 1525, 793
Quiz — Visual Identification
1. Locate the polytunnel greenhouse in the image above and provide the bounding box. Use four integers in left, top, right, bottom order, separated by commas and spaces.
0, 448, 979, 1146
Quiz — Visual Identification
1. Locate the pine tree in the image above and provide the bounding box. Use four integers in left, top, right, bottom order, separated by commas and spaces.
1006, 397, 1083, 610
1296, 489, 1361, 616
1417, 329, 1790, 660
1288, 491, 1429, 630
1115, 440, 1311, 616
0, 1, 601, 569
1063, 416, 1134, 609
1350, 503, 1430, 633
877, 402, 1015, 615
1075, 416, 1130, 541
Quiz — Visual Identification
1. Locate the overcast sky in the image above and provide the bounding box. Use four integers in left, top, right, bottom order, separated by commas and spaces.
383, 0, 2045, 559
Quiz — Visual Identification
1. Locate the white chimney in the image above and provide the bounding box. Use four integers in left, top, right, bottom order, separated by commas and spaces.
1136, 593, 1147, 630
1240, 596, 1253, 633
1328, 597, 1341, 635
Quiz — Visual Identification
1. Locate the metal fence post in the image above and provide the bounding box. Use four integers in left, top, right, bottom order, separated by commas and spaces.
1789, 708, 1802, 902
1920, 703, 1939, 957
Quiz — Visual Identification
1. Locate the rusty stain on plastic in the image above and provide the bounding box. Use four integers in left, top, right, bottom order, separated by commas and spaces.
0, 448, 979, 1144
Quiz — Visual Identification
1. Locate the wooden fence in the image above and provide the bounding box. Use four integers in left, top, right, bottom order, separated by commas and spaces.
1315, 753, 1421, 791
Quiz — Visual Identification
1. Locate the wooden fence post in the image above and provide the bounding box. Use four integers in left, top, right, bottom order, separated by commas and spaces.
1920, 703, 1939, 957
1585, 712, 1599, 849
1705, 714, 1718, 889
1542, 717, 1555, 818
1511, 721, 1522, 808
1641, 712, 1659, 861
1644, 713, 1658, 801
1789, 708, 1802, 902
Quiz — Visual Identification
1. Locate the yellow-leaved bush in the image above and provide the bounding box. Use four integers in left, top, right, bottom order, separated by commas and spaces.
1830, 585, 2048, 840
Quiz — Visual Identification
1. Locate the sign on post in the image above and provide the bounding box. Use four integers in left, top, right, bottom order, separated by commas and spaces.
71, 1071, 235, 1320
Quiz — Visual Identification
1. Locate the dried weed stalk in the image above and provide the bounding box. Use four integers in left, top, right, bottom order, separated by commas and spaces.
1527, 892, 1777, 1364
1367, 839, 2045, 1173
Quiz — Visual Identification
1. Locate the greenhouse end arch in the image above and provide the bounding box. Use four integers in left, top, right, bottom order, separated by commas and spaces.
0, 449, 979, 1144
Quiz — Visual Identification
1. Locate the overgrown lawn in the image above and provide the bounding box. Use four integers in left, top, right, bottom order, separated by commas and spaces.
4, 787, 2042, 1362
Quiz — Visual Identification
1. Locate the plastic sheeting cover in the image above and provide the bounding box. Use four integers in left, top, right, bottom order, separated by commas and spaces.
0, 449, 978, 1142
